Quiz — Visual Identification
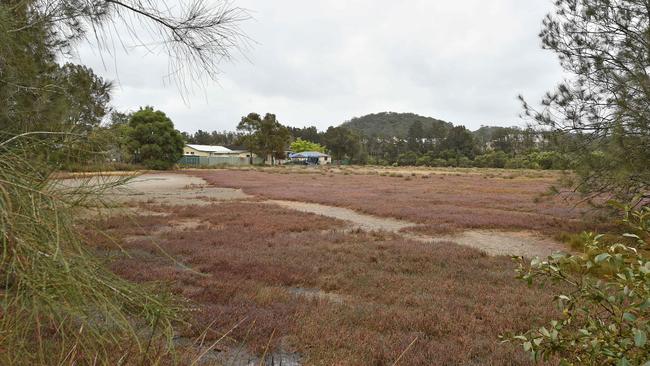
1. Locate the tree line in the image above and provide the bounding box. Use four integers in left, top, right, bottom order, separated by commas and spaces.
181, 117, 575, 170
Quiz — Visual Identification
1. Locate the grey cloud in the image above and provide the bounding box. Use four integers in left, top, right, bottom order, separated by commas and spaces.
74, 0, 563, 132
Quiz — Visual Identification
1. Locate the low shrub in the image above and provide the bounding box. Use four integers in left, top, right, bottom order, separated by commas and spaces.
505, 206, 650, 364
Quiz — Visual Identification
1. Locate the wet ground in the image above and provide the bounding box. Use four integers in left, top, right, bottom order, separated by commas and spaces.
85, 172, 567, 258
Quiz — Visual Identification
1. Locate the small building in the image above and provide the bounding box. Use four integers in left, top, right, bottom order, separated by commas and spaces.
181, 144, 258, 166
288, 151, 332, 165
184, 144, 238, 157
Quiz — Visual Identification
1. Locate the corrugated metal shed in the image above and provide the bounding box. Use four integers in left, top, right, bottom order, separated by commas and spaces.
187, 144, 233, 153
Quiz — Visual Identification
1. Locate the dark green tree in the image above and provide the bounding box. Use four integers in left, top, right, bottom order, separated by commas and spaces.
521, 0, 650, 202
288, 126, 322, 144
322, 126, 362, 161
108, 110, 132, 126
55, 63, 112, 130
407, 121, 424, 153
126, 107, 184, 169
237, 113, 291, 165
0, 14, 111, 135
440, 126, 476, 159
192, 129, 213, 145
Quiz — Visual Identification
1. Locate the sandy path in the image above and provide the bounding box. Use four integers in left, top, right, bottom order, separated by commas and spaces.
264, 199, 565, 258
268, 200, 413, 232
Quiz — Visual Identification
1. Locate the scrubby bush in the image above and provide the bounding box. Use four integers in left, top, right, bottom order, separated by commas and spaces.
396, 151, 418, 166
505, 156, 540, 170
457, 156, 473, 168
505, 206, 650, 365
528, 151, 572, 170
475, 150, 508, 168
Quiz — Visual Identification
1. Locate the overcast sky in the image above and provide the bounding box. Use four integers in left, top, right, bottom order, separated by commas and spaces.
74, 0, 563, 133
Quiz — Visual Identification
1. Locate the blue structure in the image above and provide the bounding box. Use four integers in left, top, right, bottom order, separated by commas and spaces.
288, 151, 331, 165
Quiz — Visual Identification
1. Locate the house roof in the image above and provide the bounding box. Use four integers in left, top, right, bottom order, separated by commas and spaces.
186, 144, 233, 153
225, 145, 248, 152
289, 151, 330, 158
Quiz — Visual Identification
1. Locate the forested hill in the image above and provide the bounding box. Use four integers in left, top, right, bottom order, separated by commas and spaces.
340, 112, 453, 138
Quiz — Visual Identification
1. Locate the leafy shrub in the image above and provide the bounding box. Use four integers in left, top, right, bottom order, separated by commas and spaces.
457, 156, 473, 167
290, 138, 325, 153
505, 206, 650, 365
396, 151, 418, 166
475, 151, 508, 168
416, 155, 433, 166
127, 107, 184, 170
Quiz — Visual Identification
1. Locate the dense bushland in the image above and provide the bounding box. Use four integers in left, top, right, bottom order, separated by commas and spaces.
187, 116, 574, 169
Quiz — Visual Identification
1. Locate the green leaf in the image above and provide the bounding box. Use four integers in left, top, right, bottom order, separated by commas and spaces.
617, 357, 631, 366
633, 329, 647, 347
594, 253, 611, 263
539, 327, 551, 337
623, 312, 636, 322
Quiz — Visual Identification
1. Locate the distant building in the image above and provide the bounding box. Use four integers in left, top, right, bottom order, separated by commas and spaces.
288, 151, 331, 165
181, 144, 303, 166
184, 144, 251, 158
181, 144, 254, 166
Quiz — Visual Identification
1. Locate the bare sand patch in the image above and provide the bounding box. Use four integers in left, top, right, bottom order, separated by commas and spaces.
405, 231, 567, 258
115, 174, 250, 205
58, 173, 250, 206
287, 287, 347, 304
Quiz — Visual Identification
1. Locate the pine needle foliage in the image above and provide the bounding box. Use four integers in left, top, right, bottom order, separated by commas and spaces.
0, 135, 184, 365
